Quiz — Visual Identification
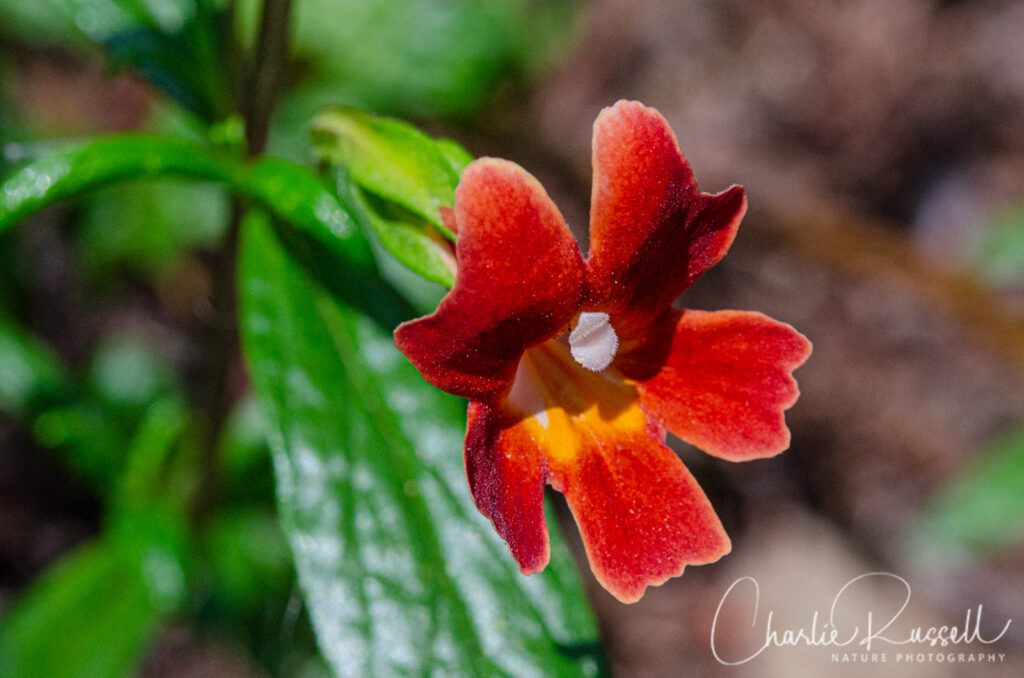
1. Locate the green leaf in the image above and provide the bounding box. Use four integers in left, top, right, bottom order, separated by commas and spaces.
33, 404, 130, 492
196, 506, 307, 675
312, 107, 465, 233
341, 174, 456, 289
0, 540, 164, 678
101, 0, 231, 120
0, 134, 376, 275
312, 108, 466, 287
41, 0, 138, 42
114, 396, 187, 512
0, 474, 191, 678
76, 180, 229, 276
218, 394, 273, 494
239, 213, 599, 677
910, 424, 1024, 558
0, 312, 69, 417
434, 136, 475, 176
0, 1, 230, 119
23, 338, 176, 494
107, 507, 192, 616
0, 0, 85, 47
201, 508, 292, 616
1, 393, 192, 678
976, 203, 1024, 286
242, 156, 375, 270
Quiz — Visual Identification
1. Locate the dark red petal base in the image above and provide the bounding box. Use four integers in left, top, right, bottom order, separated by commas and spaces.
395, 159, 585, 403
464, 401, 550, 574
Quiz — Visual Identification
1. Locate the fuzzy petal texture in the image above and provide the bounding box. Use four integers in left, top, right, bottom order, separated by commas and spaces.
468, 343, 731, 602
586, 101, 747, 337
395, 159, 586, 403
618, 309, 812, 461
464, 400, 550, 575
551, 418, 731, 603
393, 100, 813, 604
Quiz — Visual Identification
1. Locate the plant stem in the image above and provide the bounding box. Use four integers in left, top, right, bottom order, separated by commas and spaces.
191, 0, 293, 525
191, 207, 241, 526
245, 0, 294, 155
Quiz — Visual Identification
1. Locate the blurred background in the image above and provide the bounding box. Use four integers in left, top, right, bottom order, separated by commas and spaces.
1, 0, 1023, 676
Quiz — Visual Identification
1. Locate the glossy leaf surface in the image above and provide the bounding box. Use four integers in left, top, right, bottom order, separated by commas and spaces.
0, 134, 376, 273
239, 213, 599, 677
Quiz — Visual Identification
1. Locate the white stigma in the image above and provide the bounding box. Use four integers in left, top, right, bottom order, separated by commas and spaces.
569, 312, 618, 372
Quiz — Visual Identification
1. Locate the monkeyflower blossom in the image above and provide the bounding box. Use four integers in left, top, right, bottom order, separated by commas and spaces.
395, 101, 811, 602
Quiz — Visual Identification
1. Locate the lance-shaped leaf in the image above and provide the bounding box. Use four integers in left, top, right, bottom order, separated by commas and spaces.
239, 213, 600, 677
0, 134, 375, 275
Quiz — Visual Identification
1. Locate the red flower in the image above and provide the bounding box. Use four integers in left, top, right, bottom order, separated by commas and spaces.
395, 101, 811, 602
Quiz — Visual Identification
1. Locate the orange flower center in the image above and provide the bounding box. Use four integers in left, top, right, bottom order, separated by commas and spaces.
508, 337, 647, 465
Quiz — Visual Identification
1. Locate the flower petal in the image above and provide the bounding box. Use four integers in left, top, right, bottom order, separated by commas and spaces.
500, 341, 729, 602
620, 309, 812, 461
395, 158, 586, 403
465, 400, 550, 574
586, 100, 746, 334
467, 341, 730, 601
551, 418, 731, 603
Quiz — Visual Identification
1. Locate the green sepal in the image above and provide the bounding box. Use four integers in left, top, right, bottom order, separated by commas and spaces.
312, 107, 473, 288
311, 106, 469, 236
339, 170, 456, 289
